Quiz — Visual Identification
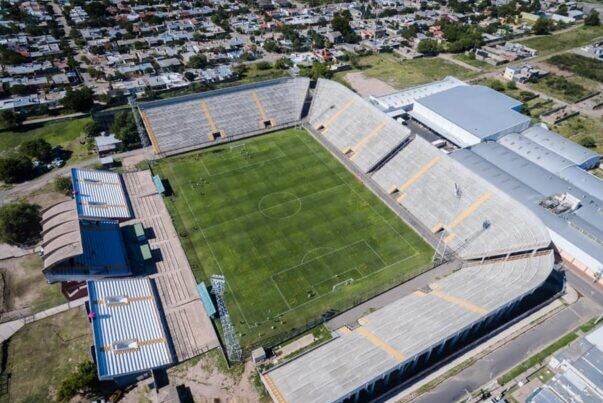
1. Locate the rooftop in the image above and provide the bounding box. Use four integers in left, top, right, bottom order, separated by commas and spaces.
72, 168, 131, 219
88, 278, 173, 379
416, 85, 530, 140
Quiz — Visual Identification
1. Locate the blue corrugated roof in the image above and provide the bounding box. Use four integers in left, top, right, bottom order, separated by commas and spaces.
197, 282, 216, 318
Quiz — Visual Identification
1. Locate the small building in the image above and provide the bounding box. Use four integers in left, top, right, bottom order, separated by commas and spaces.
503, 64, 547, 83
94, 133, 122, 157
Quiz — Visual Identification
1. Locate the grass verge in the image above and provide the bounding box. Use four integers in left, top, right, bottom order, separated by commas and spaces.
1, 307, 91, 402
516, 24, 603, 55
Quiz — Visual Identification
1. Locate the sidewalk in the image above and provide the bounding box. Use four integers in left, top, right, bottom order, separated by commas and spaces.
0, 296, 87, 343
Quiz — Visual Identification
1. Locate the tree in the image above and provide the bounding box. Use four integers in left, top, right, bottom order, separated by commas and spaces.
61, 87, 94, 112
557, 4, 568, 16
585, 10, 600, 26
331, 11, 359, 43
488, 79, 505, 91
532, 18, 553, 35
507, 80, 517, 90
255, 61, 272, 70
578, 135, 596, 148
417, 39, 440, 55
187, 54, 208, 69
111, 111, 139, 149
84, 120, 102, 137
54, 176, 72, 195
56, 360, 100, 402
0, 155, 33, 183
274, 57, 292, 70
0, 110, 24, 129
20, 138, 53, 162
0, 202, 41, 245
302, 62, 332, 80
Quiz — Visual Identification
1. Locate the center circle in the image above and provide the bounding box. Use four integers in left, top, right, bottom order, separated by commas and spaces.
258, 192, 301, 219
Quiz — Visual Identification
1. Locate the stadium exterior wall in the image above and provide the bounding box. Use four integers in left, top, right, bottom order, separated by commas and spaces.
549, 229, 603, 278
412, 103, 529, 147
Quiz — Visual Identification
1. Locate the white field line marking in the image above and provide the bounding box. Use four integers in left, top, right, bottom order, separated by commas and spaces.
254, 252, 421, 327
198, 183, 346, 233
257, 192, 302, 220
297, 132, 419, 255
166, 159, 252, 327
271, 240, 366, 278
271, 276, 292, 310
300, 247, 335, 264
201, 140, 287, 177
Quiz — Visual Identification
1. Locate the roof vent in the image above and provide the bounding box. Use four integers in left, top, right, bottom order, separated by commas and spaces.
106, 295, 129, 306
112, 339, 139, 353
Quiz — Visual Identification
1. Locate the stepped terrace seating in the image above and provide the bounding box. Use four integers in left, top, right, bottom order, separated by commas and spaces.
372, 136, 550, 259
139, 78, 310, 155
264, 251, 554, 403
308, 79, 411, 173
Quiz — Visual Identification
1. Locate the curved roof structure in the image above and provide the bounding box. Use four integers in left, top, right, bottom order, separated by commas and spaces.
41, 199, 130, 282
521, 125, 600, 169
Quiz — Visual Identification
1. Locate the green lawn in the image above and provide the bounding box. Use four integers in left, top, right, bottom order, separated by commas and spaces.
516, 25, 603, 55
529, 74, 596, 103
154, 129, 433, 349
335, 54, 475, 90
0, 117, 93, 163
1, 307, 91, 402
552, 114, 603, 154
453, 53, 494, 70
546, 53, 603, 83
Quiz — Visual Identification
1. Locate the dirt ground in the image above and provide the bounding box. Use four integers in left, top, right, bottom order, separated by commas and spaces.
344, 71, 398, 97
122, 350, 265, 403
0, 254, 64, 316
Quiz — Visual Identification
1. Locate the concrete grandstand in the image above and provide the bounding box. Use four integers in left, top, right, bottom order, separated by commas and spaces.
74, 75, 602, 401
41, 168, 219, 383
138, 77, 310, 155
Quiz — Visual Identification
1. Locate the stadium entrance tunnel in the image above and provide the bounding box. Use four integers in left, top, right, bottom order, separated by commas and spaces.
341, 270, 565, 403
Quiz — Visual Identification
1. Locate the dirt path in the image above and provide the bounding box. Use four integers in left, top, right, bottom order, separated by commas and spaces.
437, 53, 482, 73
122, 351, 263, 402
343, 71, 398, 97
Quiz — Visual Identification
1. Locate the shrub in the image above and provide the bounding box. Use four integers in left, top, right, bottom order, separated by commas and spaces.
0, 202, 41, 246
56, 360, 100, 402
578, 135, 596, 149
54, 176, 73, 195
0, 155, 34, 184
20, 138, 53, 163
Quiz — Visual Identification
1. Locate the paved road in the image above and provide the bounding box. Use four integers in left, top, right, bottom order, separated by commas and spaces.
413, 296, 601, 403
0, 147, 149, 205
563, 266, 603, 306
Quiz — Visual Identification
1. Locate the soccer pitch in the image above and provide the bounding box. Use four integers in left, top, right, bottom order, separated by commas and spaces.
154, 128, 434, 348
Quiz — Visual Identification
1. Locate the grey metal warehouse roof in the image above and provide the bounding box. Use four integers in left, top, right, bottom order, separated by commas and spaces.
497, 132, 575, 174
71, 168, 131, 219
451, 145, 603, 269
521, 125, 600, 168
88, 278, 173, 379
264, 252, 554, 403
415, 85, 530, 139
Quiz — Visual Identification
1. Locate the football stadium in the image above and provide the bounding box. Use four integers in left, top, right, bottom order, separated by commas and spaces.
40, 75, 602, 401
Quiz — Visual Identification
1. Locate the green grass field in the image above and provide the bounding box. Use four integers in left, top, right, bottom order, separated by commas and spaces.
155, 129, 433, 348
0, 117, 93, 163
516, 25, 603, 55
334, 54, 475, 90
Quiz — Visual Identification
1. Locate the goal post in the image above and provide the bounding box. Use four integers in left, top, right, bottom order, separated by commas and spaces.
332, 278, 354, 291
